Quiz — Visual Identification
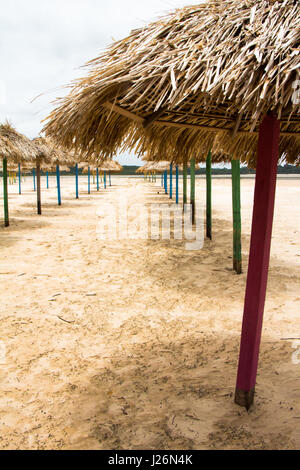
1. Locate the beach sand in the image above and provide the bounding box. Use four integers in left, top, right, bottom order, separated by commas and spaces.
0, 174, 299, 450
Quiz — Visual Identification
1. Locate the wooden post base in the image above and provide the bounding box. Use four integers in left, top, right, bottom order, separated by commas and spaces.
233, 259, 242, 275
235, 388, 255, 410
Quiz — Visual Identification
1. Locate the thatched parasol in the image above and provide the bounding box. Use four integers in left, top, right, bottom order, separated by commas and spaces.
97, 160, 122, 188
136, 162, 160, 185
1, 122, 39, 226
42, 0, 300, 409
42, 0, 299, 265
25, 137, 72, 213
136, 161, 169, 174
136, 162, 154, 174
78, 160, 122, 193
1, 122, 38, 163
97, 160, 123, 173
0, 136, 26, 165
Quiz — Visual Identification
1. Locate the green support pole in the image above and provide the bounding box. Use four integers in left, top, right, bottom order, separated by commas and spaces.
33, 168, 36, 191
18, 164, 21, 195
190, 158, 196, 225
206, 150, 212, 239
56, 165, 61, 206
3, 158, 9, 227
231, 159, 242, 274
183, 163, 187, 205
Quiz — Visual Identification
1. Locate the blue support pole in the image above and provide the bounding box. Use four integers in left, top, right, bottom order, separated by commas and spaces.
75, 164, 79, 199
104, 171, 107, 189
176, 165, 179, 204
97, 168, 99, 191
18, 164, 21, 195
46, 172, 49, 189
56, 165, 61, 206
164, 170, 168, 194
33, 168, 36, 191
88, 166, 91, 194
170, 164, 173, 199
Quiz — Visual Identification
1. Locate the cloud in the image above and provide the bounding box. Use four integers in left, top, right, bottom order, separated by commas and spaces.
0, 0, 201, 164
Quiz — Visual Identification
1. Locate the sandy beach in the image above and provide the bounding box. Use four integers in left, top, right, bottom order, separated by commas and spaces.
0, 175, 299, 450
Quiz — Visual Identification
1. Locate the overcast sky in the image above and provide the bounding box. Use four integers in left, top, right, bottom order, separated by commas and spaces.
0, 0, 201, 165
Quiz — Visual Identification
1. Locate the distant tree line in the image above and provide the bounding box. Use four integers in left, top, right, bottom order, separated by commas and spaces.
1, 164, 299, 177
118, 164, 300, 176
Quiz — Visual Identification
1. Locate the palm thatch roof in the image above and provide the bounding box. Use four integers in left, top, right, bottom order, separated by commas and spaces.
0, 137, 21, 163
0, 122, 38, 163
32, 137, 53, 164
43, 0, 300, 166
136, 161, 158, 174
137, 160, 186, 173
98, 160, 123, 172
80, 160, 122, 173
32, 137, 74, 167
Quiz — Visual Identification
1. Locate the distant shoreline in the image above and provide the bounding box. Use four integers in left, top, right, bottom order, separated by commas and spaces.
28, 174, 300, 180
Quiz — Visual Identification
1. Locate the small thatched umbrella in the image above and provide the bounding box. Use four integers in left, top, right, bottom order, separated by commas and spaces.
79, 159, 122, 190
43, 0, 300, 408
136, 161, 160, 184
33, 137, 73, 207
96, 159, 122, 188
31, 137, 55, 214
48, 141, 73, 206
79, 162, 95, 194
152, 161, 172, 195
42, 0, 299, 255
136, 161, 155, 174
1, 123, 38, 226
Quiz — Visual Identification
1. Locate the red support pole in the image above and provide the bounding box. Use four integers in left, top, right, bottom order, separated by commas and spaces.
235, 114, 280, 409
